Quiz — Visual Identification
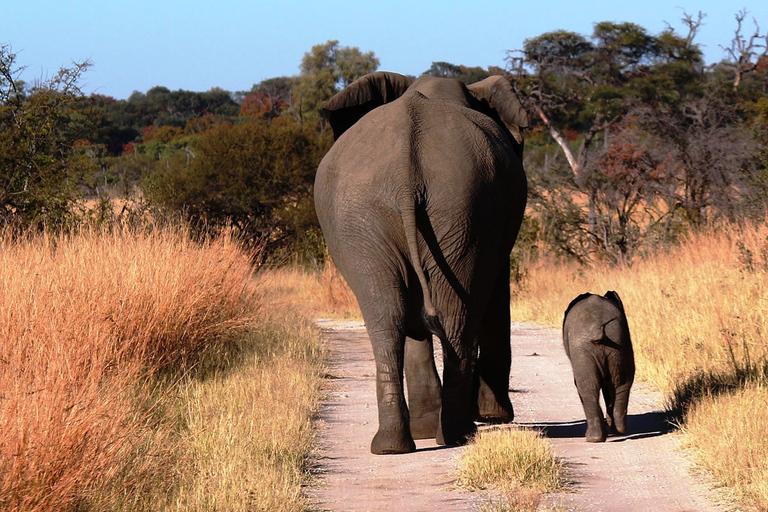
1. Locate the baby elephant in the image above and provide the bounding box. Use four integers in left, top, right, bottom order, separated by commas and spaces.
562, 291, 635, 442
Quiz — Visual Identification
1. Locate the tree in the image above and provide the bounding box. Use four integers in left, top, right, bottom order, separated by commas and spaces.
635, 92, 763, 227
0, 45, 97, 230
512, 17, 706, 258
245, 76, 294, 118
295, 40, 379, 124
143, 120, 332, 258
423, 62, 496, 84
716, 9, 768, 90
239, 91, 285, 119
424, 61, 462, 78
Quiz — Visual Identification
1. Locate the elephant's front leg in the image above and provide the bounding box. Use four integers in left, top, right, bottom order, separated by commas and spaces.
369, 328, 416, 454
404, 336, 441, 439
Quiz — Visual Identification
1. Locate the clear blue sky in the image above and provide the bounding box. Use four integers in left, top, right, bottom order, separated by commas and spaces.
4, 0, 768, 99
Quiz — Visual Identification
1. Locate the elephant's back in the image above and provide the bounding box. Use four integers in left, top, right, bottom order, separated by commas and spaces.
563, 296, 629, 347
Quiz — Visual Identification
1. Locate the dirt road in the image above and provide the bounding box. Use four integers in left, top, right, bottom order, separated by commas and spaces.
309, 321, 724, 512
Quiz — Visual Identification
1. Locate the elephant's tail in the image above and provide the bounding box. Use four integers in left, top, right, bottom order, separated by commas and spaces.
400, 198, 445, 341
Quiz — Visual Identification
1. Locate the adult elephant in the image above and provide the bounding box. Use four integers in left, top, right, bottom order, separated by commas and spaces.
314, 72, 528, 454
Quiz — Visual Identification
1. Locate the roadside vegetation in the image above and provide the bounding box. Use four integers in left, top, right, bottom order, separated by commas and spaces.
0, 225, 327, 511
2, 7, 768, 511
457, 427, 567, 512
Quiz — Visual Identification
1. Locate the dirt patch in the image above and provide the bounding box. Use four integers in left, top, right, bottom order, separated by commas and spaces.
309, 320, 725, 511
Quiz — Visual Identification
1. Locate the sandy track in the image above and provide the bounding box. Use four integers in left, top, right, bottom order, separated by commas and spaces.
309, 321, 724, 512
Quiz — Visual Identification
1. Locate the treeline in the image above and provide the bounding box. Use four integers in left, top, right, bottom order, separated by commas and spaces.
1, 11, 767, 263
517, 11, 768, 263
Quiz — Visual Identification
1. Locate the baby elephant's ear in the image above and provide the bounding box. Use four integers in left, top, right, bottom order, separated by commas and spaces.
466, 75, 528, 149
604, 291, 626, 315
322, 72, 414, 140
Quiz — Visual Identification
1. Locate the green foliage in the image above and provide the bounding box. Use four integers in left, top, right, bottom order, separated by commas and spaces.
423, 61, 500, 84
0, 45, 96, 230
296, 40, 379, 123
143, 120, 332, 260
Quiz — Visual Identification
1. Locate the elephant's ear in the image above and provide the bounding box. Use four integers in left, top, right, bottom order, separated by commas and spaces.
603, 291, 626, 316
466, 75, 528, 150
322, 72, 414, 140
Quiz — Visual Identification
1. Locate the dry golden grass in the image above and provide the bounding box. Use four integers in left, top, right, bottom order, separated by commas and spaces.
0, 225, 330, 511
510, 220, 768, 511
457, 426, 567, 512
256, 259, 360, 319
172, 305, 326, 512
680, 384, 768, 509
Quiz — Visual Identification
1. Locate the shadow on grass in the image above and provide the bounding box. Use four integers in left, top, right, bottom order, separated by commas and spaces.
667, 358, 768, 422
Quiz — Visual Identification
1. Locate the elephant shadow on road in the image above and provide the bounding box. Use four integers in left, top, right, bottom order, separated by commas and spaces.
517, 411, 675, 442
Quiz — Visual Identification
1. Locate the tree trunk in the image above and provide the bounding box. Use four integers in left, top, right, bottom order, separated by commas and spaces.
535, 105, 580, 175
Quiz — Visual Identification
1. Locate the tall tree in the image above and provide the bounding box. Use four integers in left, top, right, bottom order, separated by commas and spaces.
295, 40, 379, 124
513, 17, 705, 254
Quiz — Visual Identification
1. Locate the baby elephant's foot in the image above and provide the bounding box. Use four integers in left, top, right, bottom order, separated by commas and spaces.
606, 415, 628, 436
585, 421, 607, 443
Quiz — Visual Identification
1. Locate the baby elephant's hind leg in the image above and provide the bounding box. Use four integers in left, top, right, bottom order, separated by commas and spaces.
574, 371, 607, 443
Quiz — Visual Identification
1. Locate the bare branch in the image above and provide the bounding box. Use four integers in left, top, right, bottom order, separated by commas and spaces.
534, 104, 580, 175
0, 44, 26, 102
679, 10, 706, 46
719, 9, 768, 89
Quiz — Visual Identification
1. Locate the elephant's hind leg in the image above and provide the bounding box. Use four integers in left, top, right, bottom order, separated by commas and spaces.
475, 272, 514, 423
367, 323, 416, 454
574, 372, 607, 443
435, 328, 478, 446
355, 281, 417, 455
601, 381, 619, 435
405, 336, 441, 439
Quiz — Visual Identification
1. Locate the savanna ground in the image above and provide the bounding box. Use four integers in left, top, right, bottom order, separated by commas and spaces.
1, 220, 767, 511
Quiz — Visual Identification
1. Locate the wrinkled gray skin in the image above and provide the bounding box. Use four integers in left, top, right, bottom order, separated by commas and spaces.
314, 72, 528, 454
562, 291, 635, 442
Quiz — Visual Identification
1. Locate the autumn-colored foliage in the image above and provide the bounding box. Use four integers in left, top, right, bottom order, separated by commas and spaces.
239, 91, 286, 119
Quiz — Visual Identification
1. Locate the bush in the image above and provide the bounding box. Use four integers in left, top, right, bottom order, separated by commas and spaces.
0, 224, 258, 510
143, 120, 331, 261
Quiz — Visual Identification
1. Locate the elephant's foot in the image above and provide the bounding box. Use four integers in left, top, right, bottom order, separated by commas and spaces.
585, 421, 607, 443
371, 427, 416, 455
476, 376, 514, 423
436, 416, 477, 446
409, 409, 439, 440
607, 415, 628, 436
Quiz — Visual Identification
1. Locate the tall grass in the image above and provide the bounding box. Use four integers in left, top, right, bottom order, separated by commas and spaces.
680, 384, 768, 509
510, 220, 768, 510
256, 259, 360, 320
511, 222, 768, 399
0, 224, 317, 510
173, 305, 326, 511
